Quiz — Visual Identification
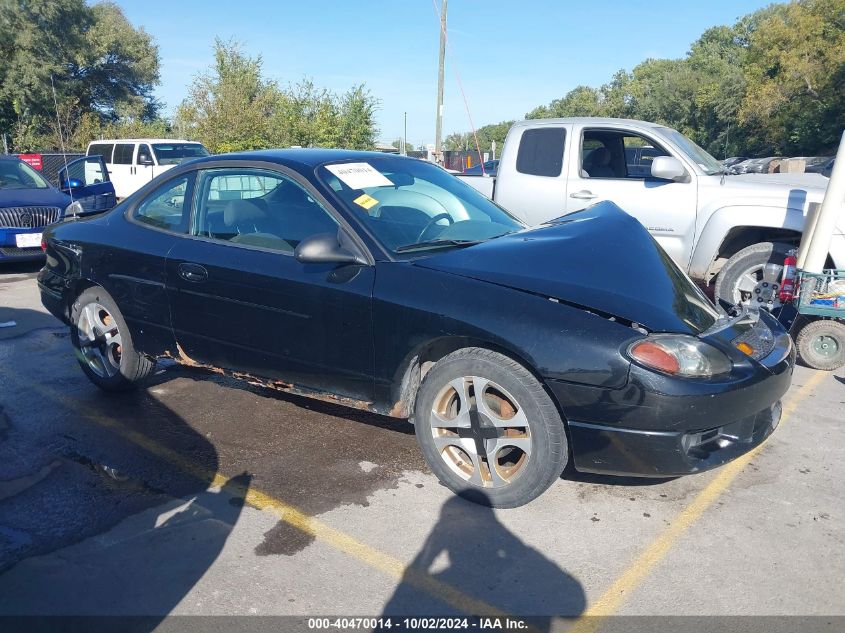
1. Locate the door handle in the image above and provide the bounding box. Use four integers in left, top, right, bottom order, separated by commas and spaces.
178, 263, 208, 283
570, 190, 597, 200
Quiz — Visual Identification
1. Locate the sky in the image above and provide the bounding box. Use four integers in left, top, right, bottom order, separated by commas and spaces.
114, 0, 774, 148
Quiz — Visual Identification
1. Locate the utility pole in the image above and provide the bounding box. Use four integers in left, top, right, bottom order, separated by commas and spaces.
434, 0, 447, 164
403, 111, 407, 155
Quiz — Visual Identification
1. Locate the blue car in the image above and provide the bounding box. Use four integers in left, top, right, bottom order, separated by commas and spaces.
0, 155, 115, 262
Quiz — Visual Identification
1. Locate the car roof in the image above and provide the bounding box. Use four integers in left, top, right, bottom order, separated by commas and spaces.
182, 148, 421, 172
511, 117, 668, 129
87, 139, 200, 144
0, 155, 25, 162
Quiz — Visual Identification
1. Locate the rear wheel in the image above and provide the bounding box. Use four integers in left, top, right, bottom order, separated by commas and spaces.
795, 319, 845, 371
70, 287, 155, 391
413, 348, 567, 508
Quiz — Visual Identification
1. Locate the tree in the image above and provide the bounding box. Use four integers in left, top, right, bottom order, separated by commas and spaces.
460, 0, 844, 158
175, 39, 278, 153
0, 0, 161, 151
392, 139, 415, 152
739, 0, 845, 154
176, 41, 380, 152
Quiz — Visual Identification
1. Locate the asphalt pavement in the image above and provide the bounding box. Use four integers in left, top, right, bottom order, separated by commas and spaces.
0, 265, 843, 631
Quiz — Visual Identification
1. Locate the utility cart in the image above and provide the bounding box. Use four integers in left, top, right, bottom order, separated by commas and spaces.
781, 268, 845, 370
774, 129, 845, 370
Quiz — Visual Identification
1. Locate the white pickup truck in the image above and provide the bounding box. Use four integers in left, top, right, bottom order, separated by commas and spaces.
458, 117, 844, 307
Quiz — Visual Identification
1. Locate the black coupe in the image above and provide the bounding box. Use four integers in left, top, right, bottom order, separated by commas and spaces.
39, 150, 795, 507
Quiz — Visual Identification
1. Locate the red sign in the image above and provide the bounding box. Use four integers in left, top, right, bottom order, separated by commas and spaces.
18, 154, 43, 170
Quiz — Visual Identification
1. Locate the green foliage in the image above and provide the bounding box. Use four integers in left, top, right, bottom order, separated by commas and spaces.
391, 139, 415, 152
0, 0, 161, 151
462, 0, 844, 157
444, 121, 513, 154
175, 40, 380, 153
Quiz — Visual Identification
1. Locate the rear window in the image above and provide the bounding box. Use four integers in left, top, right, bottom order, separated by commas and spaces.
152, 143, 210, 165
516, 127, 566, 177
113, 144, 135, 165
88, 143, 114, 162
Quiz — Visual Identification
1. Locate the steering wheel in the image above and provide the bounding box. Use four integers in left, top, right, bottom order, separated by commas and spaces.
417, 213, 454, 241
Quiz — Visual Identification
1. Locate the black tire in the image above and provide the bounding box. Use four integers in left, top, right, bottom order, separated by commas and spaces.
714, 241, 793, 309
795, 319, 845, 371
413, 347, 567, 508
70, 287, 155, 391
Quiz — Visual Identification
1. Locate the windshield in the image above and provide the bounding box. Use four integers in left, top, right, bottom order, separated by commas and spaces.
152, 143, 210, 165
318, 157, 523, 254
658, 127, 723, 175
0, 160, 52, 190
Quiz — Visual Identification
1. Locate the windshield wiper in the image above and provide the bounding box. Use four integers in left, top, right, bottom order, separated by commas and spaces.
394, 238, 483, 253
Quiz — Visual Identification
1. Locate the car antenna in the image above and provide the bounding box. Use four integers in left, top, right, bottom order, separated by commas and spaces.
50, 74, 76, 216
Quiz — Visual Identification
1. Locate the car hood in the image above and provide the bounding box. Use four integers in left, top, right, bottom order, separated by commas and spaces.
414, 202, 720, 334
0, 187, 70, 209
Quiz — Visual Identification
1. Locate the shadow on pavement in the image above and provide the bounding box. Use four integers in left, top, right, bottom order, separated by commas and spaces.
0, 261, 43, 275
380, 491, 585, 630
0, 312, 250, 626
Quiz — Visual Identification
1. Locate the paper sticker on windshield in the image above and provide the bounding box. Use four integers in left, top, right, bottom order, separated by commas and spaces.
325, 162, 392, 189
353, 193, 379, 210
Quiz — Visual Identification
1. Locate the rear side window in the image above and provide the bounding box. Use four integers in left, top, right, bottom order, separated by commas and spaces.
132, 174, 194, 234
113, 144, 135, 165
516, 128, 566, 177
88, 143, 114, 162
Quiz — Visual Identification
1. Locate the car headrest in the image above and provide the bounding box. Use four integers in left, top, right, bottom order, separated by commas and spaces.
586, 147, 611, 167
224, 198, 268, 226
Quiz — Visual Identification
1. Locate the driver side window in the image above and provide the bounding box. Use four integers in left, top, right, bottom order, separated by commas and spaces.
581, 130, 669, 179
133, 174, 194, 234
193, 169, 338, 254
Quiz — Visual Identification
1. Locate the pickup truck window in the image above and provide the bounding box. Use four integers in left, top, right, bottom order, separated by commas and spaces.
581, 130, 668, 179
516, 128, 566, 177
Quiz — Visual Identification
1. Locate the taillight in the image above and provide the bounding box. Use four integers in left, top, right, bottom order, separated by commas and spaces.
41, 238, 47, 252
779, 254, 797, 302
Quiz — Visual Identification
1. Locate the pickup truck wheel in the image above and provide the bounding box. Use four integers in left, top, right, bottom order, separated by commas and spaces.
795, 320, 845, 371
70, 287, 155, 391
413, 348, 567, 508
714, 242, 793, 310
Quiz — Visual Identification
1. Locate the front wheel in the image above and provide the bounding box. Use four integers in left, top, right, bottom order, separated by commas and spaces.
795, 319, 845, 371
413, 348, 568, 508
714, 242, 793, 309
70, 287, 155, 391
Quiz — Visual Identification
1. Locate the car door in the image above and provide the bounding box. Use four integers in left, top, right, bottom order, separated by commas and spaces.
58, 156, 117, 214
134, 143, 158, 189
109, 142, 136, 198
100, 172, 197, 357
166, 165, 375, 401
565, 126, 699, 269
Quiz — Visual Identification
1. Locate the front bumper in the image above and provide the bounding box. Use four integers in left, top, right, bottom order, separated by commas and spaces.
551, 314, 795, 477
566, 400, 782, 477
0, 228, 45, 261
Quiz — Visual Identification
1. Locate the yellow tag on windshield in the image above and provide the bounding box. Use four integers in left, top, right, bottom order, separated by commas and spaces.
353, 194, 379, 210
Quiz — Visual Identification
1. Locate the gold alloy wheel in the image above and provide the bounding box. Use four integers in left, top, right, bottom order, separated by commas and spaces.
429, 376, 532, 488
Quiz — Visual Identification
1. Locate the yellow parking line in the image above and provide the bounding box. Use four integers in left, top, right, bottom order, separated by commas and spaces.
10, 375, 508, 619
4, 358, 826, 624
571, 369, 827, 632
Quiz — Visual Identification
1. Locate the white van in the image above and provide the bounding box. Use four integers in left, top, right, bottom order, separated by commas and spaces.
86, 139, 210, 199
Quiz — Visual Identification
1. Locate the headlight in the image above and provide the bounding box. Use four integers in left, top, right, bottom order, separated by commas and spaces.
628, 334, 732, 378
64, 201, 83, 217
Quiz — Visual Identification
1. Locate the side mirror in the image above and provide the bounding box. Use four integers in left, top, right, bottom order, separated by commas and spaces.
294, 230, 368, 266
138, 155, 154, 166
650, 156, 687, 182
61, 178, 83, 191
